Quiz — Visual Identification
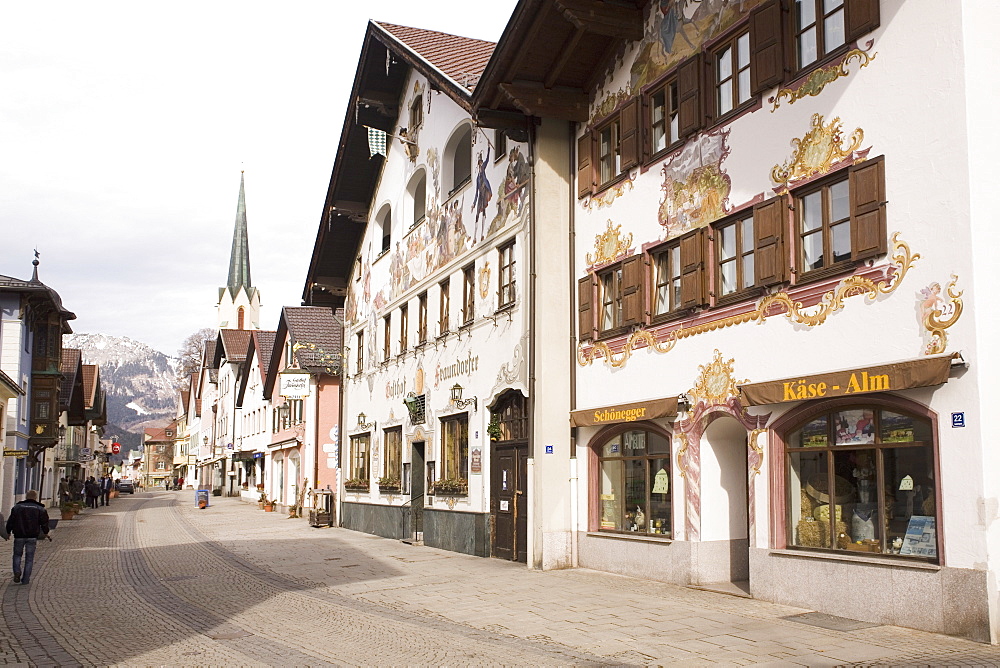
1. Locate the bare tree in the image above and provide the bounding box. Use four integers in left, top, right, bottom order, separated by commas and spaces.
175, 327, 215, 388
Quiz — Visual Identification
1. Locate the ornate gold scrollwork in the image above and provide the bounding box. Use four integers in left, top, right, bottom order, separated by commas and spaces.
923, 274, 964, 355
770, 48, 877, 112
586, 219, 634, 268
692, 350, 745, 405
748, 428, 766, 481
771, 114, 864, 191
675, 432, 689, 479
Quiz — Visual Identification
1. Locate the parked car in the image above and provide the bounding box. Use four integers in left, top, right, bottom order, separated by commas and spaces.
117, 480, 135, 494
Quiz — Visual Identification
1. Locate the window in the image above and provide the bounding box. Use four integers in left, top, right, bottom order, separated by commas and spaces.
714, 31, 751, 117
599, 264, 623, 333
383, 427, 402, 484
648, 78, 679, 155
157, 462, 166, 471
597, 428, 672, 536
445, 124, 472, 195
288, 399, 304, 425
237, 307, 245, 329
785, 403, 937, 561
349, 434, 370, 482
491, 391, 527, 442
798, 176, 850, 273
355, 332, 364, 374
494, 129, 507, 161
597, 119, 620, 186
409, 94, 423, 131
408, 171, 426, 226
441, 414, 469, 485
462, 264, 475, 325
652, 244, 681, 317
439, 279, 450, 335
795, 0, 845, 69
383, 314, 391, 362
417, 292, 428, 344
578, 100, 638, 196
715, 213, 755, 298
399, 304, 408, 354
498, 242, 515, 308
375, 204, 391, 255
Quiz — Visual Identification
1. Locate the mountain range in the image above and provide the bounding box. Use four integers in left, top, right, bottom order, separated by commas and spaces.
63, 333, 179, 451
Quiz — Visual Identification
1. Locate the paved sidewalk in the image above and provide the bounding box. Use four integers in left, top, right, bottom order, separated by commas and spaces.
1, 492, 998, 666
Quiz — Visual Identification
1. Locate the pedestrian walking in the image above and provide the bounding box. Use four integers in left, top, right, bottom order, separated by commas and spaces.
84, 477, 100, 509
71, 477, 84, 503
100, 475, 113, 506
4, 490, 51, 585
57, 477, 70, 506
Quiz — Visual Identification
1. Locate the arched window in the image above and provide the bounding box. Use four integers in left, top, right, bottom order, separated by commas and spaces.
490, 391, 527, 442
780, 399, 938, 561
593, 426, 672, 536
237, 307, 245, 329
375, 204, 392, 254
444, 124, 472, 196
407, 170, 426, 226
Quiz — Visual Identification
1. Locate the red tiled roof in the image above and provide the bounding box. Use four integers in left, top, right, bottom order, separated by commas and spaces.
283, 307, 344, 374
252, 331, 278, 382
219, 329, 253, 363
81, 364, 98, 409
376, 22, 495, 91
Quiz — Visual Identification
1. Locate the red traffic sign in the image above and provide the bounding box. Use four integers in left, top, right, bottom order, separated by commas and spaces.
111, 442, 121, 454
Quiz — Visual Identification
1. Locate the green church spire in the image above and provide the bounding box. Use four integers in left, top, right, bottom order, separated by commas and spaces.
228, 172, 252, 296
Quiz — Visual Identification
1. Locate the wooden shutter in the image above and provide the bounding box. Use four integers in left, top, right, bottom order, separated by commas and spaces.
621, 254, 644, 326
679, 228, 706, 308
619, 99, 640, 171
750, 0, 784, 94
677, 54, 704, 138
849, 156, 887, 261
754, 195, 788, 286
846, 0, 880, 44
577, 132, 593, 198
578, 275, 597, 341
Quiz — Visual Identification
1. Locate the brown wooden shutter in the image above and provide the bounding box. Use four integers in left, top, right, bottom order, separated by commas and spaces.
577, 132, 593, 199
846, 0, 880, 44
750, 0, 784, 94
621, 254, 644, 326
639, 93, 650, 163
679, 228, 706, 308
618, 99, 640, 171
677, 54, 703, 138
578, 274, 597, 341
754, 195, 788, 286
850, 156, 887, 261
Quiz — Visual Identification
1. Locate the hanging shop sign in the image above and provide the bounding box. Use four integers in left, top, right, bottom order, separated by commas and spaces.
570, 397, 678, 427
279, 370, 311, 399
738, 352, 960, 406
3, 449, 27, 458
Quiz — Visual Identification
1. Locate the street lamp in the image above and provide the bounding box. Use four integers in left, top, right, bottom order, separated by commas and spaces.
450, 383, 477, 411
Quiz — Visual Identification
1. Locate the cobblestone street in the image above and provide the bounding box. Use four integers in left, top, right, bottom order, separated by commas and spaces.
1, 491, 998, 666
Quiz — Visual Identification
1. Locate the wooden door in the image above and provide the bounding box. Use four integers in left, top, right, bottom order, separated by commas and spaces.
491, 442, 528, 563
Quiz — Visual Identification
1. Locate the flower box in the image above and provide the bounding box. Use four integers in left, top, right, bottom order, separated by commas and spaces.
430, 479, 468, 496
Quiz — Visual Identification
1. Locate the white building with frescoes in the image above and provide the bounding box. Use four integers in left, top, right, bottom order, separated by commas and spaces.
303, 20, 574, 565
472, 0, 999, 643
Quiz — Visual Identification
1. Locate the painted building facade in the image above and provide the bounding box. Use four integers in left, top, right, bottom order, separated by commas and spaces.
488, 0, 998, 643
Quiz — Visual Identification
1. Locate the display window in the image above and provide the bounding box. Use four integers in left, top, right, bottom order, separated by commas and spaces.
595, 427, 672, 537
784, 402, 939, 561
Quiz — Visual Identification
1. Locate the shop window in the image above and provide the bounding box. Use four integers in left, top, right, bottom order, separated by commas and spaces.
713, 30, 752, 118
597, 428, 672, 536
439, 279, 450, 335
349, 434, 370, 482
440, 413, 468, 486
498, 242, 516, 308
713, 212, 756, 300
417, 291, 428, 344
784, 403, 938, 561
462, 263, 475, 325
399, 304, 408, 354
383, 427, 402, 485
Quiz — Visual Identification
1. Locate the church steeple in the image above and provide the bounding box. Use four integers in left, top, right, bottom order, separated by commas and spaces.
228, 171, 252, 296
217, 172, 261, 330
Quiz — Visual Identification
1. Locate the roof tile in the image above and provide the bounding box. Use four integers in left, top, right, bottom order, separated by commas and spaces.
376, 22, 495, 90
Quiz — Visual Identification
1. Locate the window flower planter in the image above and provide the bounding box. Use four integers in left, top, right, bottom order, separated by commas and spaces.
344, 478, 370, 492
430, 479, 468, 496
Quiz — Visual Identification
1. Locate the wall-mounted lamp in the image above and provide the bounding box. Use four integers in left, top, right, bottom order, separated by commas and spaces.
676, 393, 692, 414
450, 383, 477, 411
357, 412, 377, 431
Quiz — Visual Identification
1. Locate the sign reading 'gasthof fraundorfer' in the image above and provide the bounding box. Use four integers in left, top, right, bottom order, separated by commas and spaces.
279, 371, 311, 398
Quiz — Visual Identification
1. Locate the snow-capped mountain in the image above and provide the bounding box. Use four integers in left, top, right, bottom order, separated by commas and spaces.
63, 333, 180, 448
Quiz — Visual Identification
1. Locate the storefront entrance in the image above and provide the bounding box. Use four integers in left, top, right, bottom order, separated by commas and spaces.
697, 416, 750, 595
491, 441, 527, 562
409, 441, 425, 540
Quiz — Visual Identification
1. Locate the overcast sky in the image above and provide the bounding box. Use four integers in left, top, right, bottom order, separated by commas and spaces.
0, 1, 517, 356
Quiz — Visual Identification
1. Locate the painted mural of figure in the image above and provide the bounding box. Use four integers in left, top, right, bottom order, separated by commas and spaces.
919, 282, 943, 321
450, 199, 468, 256
471, 147, 492, 241
505, 146, 529, 216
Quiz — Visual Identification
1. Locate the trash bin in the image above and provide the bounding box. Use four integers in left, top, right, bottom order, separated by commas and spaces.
195, 489, 210, 509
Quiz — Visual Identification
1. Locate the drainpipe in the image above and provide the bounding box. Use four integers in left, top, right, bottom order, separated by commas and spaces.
568, 120, 579, 568
526, 119, 538, 568
313, 372, 320, 502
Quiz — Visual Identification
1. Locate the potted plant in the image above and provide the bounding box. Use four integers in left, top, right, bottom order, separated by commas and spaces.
378, 475, 401, 493
60, 503, 76, 520
258, 491, 268, 509
487, 416, 502, 441
262, 498, 276, 512
431, 477, 468, 496
344, 477, 370, 492
70, 501, 84, 515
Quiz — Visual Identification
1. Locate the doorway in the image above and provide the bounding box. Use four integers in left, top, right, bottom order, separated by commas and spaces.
489, 390, 529, 563
698, 416, 750, 596
409, 441, 425, 540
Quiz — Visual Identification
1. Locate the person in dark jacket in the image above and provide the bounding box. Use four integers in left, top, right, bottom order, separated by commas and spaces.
84, 477, 100, 508
100, 475, 113, 506
4, 490, 50, 585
